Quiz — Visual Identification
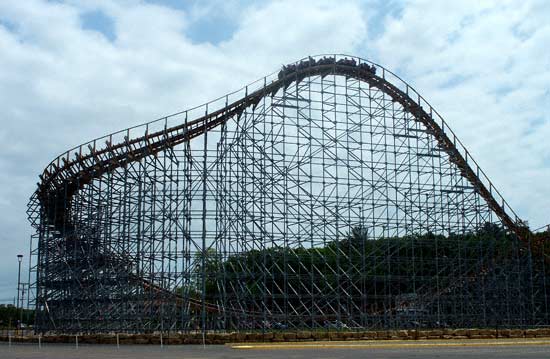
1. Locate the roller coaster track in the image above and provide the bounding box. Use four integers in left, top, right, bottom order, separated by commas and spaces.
34, 54, 529, 243
31, 55, 539, 325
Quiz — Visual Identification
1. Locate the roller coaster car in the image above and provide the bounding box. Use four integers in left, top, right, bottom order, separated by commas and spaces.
277, 57, 377, 81
359, 62, 377, 75
317, 56, 336, 66
336, 58, 357, 67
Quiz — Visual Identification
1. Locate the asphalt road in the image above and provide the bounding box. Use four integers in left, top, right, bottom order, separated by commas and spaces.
1, 342, 550, 359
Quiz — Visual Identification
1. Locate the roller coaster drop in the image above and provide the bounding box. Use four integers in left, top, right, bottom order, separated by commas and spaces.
28, 55, 549, 333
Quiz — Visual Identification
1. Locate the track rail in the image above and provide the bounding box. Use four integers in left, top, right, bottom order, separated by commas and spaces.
34, 55, 528, 243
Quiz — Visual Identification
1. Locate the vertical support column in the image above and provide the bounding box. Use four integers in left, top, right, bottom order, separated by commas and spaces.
201, 105, 209, 335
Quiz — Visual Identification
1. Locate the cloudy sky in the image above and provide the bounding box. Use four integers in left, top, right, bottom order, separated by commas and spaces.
0, 0, 549, 303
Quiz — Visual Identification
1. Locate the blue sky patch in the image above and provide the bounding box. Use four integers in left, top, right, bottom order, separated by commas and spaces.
365, 0, 404, 38
440, 73, 470, 89
146, 0, 240, 44
81, 10, 116, 42
0, 19, 17, 34
185, 15, 238, 44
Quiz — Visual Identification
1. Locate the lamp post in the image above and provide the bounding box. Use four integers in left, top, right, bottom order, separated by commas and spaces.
16, 254, 23, 333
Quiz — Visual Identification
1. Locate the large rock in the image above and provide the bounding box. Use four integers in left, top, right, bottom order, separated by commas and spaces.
360, 331, 377, 340
428, 330, 444, 337
246, 333, 261, 342
478, 329, 496, 336
534, 328, 550, 337
470, 335, 496, 339
296, 331, 312, 340
229, 332, 246, 342
341, 332, 354, 340
272, 332, 285, 342
448, 329, 465, 337
312, 331, 329, 341
509, 329, 524, 338
396, 330, 409, 338
375, 331, 390, 339
283, 332, 297, 341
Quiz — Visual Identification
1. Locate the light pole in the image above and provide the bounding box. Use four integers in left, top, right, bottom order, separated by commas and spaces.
16, 254, 23, 333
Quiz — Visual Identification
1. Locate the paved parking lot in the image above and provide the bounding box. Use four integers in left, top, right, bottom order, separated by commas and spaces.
1, 342, 550, 359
